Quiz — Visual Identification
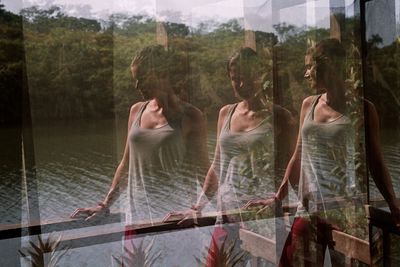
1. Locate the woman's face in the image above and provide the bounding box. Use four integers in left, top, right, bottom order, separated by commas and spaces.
229, 64, 261, 100
304, 54, 318, 89
130, 64, 159, 99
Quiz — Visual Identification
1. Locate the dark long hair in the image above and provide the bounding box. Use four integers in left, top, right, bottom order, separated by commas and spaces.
131, 45, 170, 79
314, 38, 347, 83
227, 47, 261, 75
131, 45, 188, 96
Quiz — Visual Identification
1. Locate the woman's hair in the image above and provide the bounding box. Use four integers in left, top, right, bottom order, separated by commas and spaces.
227, 47, 273, 98
227, 47, 262, 75
314, 38, 346, 69
312, 38, 347, 82
131, 45, 188, 95
131, 45, 170, 79
314, 38, 346, 59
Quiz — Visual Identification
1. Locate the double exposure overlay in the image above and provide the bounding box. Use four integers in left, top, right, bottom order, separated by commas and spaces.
0, 0, 399, 266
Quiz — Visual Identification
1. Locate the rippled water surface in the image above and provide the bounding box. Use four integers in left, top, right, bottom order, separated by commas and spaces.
19, 119, 220, 267
1, 119, 399, 266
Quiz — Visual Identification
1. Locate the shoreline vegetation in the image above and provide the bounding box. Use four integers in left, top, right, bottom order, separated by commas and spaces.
1, 4, 399, 128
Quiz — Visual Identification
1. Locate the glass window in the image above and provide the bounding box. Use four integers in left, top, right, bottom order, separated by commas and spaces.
0, 0, 399, 266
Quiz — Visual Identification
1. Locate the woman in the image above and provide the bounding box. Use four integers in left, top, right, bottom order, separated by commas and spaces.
165, 47, 294, 266
245, 38, 400, 266
71, 45, 209, 265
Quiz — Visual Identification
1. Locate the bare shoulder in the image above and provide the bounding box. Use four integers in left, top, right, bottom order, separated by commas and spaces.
212, 104, 234, 134
302, 95, 316, 111
127, 101, 147, 127
298, 95, 315, 115
297, 95, 318, 123
129, 101, 146, 117
218, 104, 234, 121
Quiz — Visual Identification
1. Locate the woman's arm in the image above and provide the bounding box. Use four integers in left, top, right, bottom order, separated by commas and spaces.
192, 104, 231, 210
365, 101, 400, 226
274, 105, 297, 177
70, 102, 142, 220
162, 105, 230, 223
182, 105, 210, 190
244, 96, 314, 208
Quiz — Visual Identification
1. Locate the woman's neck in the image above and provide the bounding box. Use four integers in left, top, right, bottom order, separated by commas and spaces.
324, 84, 346, 112
240, 95, 270, 113
151, 91, 181, 114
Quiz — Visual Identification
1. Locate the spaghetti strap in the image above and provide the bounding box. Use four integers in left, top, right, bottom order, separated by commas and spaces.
307, 94, 322, 121
222, 103, 239, 131
133, 101, 150, 127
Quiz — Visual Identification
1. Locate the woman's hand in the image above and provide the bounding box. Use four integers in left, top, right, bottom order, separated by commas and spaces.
242, 196, 278, 215
162, 205, 202, 227
70, 203, 110, 222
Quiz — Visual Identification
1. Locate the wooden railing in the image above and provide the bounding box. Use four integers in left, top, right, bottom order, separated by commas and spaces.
239, 228, 371, 266
366, 204, 400, 266
2, 197, 398, 266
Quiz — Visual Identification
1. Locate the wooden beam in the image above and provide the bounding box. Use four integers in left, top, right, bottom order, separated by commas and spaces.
0, 213, 123, 240
11, 200, 400, 265
244, 30, 256, 51
15, 206, 385, 266
332, 230, 370, 264
240, 228, 371, 265
6, 195, 395, 241
156, 22, 168, 49
239, 229, 276, 263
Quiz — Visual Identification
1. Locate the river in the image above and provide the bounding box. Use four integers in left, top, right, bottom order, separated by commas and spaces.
1, 118, 399, 266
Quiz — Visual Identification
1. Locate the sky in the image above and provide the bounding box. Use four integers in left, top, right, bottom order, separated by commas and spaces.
2, 0, 338, 29
4, 0, 394, 42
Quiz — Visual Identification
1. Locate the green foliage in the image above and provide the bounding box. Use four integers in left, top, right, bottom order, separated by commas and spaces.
365, 35, 400, 128
21, 6, 101, 33
1, 6, 397, 124
23, 18, 114, 119
19, 234, 69, 267
112, 238, 160, 267
164, 22, 189, 37
0, 6, 24, 125
195, 235, 248, 267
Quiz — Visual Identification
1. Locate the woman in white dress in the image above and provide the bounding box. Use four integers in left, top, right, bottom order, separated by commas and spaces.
71, 45, 209, 266
245, 38, 400, 266
165, 47, 294, 266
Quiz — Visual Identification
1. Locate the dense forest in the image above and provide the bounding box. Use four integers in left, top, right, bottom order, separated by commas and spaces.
0, 3, 399, 127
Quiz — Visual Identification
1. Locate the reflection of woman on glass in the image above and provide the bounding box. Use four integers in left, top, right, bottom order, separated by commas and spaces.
70, 45, 208, 241
165, 47, 293, 266
245, 38, 400, 266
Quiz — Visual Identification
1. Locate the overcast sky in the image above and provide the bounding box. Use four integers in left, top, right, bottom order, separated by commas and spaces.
2, 0, 372, 34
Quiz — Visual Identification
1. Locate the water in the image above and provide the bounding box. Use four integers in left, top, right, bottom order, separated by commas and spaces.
1, 119, 399, 266
371, 130, 400, 200
13, 120, 399, 223
18, 119, 221, 267
29, 119, 218, 221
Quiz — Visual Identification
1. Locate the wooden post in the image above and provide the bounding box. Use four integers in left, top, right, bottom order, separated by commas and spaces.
382, 229, 391, 266
329, 0, 345, 41
156, 21, 168, 49
330, 14, 342, 41
20, 7, 45, 265
244, 30, 257, 51
0, 6, 25, 266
